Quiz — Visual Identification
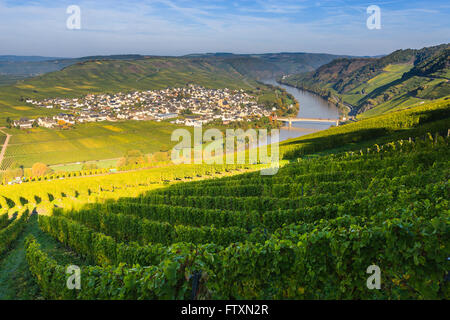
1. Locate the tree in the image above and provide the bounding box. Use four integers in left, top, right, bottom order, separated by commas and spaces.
117, 150, 146, 167
5, 117, 12, 129
31, 163, 51, 177
3, 167, 24, 182
181, 108, 193, 115
150, 151, 169, 163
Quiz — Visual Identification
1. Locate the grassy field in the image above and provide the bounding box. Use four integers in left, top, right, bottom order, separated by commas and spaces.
49, 159, 119, 172
2, 120, 192, 169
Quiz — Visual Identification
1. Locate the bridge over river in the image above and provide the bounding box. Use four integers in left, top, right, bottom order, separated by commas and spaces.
277, 117, 340, 127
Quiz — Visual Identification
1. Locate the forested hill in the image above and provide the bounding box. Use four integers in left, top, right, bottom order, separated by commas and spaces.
280, 44, 450, 118
0, 52, 345, 80
403, 48, 450, 78
184, 52, 348, 79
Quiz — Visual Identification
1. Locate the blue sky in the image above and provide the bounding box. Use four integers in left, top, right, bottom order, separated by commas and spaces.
0, 0, 448, 57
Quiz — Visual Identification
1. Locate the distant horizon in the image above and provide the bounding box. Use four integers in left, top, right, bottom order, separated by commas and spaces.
0, 0, 448, 57
1, 41, 448, 60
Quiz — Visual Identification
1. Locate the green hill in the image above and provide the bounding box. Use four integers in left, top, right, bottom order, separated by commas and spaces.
0, 57, 260, 125
0, 52, 345, 81
280, 44, 449, 117
187, 52, 347, 79
1, 121, 188, 170
0, 55, 148, 76
0, 74, 29, 86
279, 97, 450, 158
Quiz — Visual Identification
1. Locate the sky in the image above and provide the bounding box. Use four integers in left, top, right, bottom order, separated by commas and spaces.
0, 0, 448, 57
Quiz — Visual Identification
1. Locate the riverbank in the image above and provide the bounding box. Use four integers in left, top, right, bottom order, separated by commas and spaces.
261, 79, 340, 119
277, 78, 353, 116
257, 78, 343, 142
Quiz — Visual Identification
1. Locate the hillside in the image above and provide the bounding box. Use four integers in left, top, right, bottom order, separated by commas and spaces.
0, 55, 150, 77
0, 74, 29, 86
0, 121, 188, 170
279, 97, 450, 158
0, 57, 262, 125
0, 52, 345, 82
0, 97, 448, 300
0, 52, 348, 125
280, 44, 449, 117
186, 52, 347, 79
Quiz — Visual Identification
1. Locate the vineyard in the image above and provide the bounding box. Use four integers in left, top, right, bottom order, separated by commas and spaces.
279, 97, 450, 159
0, 164, 260, 217
0, 96, 449, 300
0, 121, 187, 170
4, 133, 446, 299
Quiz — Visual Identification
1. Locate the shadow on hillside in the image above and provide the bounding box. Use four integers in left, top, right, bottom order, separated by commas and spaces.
280, 106, 450, 158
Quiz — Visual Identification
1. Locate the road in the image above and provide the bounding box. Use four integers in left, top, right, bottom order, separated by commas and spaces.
0, 128, 11, 170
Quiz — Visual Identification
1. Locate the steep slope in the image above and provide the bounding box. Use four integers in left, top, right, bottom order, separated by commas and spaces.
8, 105, 449, 299
358, 48, 450, 117
280, 44, 449, 117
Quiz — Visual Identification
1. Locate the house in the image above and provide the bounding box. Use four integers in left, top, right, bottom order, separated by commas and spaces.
37, 117, 57, 128
13, 118, 35, 129
54, 113, 76, 125
156, 113, 178, 120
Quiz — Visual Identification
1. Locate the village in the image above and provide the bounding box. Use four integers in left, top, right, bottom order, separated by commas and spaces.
13, 85, 274, 129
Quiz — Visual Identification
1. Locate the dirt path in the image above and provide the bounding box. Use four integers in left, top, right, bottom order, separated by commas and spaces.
0, 128, 12, 169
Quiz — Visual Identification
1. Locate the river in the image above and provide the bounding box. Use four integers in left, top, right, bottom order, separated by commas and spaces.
261, 79, 340, 142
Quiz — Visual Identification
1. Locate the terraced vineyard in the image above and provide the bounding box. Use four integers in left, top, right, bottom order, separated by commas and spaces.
0, 164, 257, 217
21, 135, 449, 299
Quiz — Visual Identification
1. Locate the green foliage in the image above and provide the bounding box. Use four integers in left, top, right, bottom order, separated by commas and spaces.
25, 236, 213, 299
0, 213, 9, 229
19, 132, 450, 299
0, 211, 28, 255
280, 98, 450, 159
2, 93, 449, 299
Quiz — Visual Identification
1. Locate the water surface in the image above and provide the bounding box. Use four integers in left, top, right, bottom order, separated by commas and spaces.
261, 79, 339, 142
